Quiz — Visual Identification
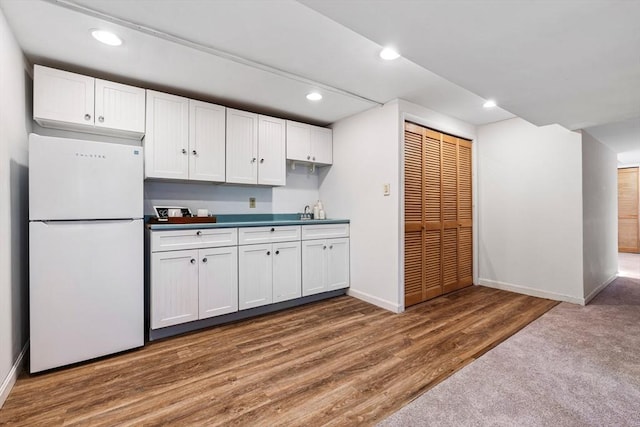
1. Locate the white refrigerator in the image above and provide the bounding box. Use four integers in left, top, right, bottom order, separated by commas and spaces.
29, 134, 144, 373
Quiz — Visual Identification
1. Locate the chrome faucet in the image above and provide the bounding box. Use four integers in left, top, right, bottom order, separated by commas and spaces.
301, 205, 312, 220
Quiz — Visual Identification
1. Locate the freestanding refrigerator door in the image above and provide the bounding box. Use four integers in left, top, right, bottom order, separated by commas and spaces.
29, 133, 143, 221
29, 219, 143, 373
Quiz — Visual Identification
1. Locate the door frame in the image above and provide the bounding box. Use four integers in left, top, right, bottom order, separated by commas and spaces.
397, 112, 479, 312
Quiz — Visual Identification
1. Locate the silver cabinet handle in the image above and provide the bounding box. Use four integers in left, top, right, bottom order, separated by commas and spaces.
196, 231, 202, 236
202, 258, 207, 263
323, 245, 327, 250
270, 228, 275, 232
312, 156, 316, 161
190, 258, 196, 264
307, 155, 311, 160
84, 114, 91, 121
275, 250, 280, 255
98, 116, 104, 123
251, 158, 257, 163
267, 251, 271, 256
260, 158, 264, 163
329, 245, 333, 249
192, 150, 197, 155
182, 148, 187, 154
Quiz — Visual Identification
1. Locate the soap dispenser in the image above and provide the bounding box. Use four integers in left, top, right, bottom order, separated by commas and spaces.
317, 200, 326, 220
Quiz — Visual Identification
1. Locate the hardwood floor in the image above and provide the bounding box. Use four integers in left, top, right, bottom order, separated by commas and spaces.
0, 287, 558, 426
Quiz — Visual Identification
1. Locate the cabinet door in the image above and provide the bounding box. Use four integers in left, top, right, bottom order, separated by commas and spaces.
302, 239, 327, 296
199, 246, 238, 319
226, 108, 258, 184
273, 241, 301, 303
258, 115, 286, 186
327, 238, 350, 291
310, 126, 333, 165
33, 65, 94, 126
189, 100, 226, 182
94, 79, 146, 134
151, 250, 199, 329
286, 121, 311, 162
145, 90, 189, 179
239, 244, 273, 309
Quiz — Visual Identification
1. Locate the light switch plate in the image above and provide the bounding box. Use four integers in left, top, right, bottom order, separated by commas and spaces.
249, 197, 256, 208
383, 184, 391, 196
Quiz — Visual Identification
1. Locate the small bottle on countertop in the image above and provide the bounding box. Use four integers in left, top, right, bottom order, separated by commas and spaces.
313, 203, 320, 219
318, 209, 326, 220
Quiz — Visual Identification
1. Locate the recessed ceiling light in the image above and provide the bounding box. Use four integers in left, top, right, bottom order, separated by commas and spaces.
379, 47, 400, 61
306, 92, 322, 101
483, 100, 497, 108
91, 29, 123, 46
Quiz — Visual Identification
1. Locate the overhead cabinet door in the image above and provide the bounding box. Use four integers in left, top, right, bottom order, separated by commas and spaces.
258, 115, 286, 186
94, 79, 146, 134
226, 108, 258, 184
145, 90, 189, 179
189, 100, 226, 182
33, 65, 94, 126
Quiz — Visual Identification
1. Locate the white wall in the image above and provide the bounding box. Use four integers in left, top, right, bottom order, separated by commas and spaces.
0, 8, 31, 407
476, 118, 585, 303
144, 166, 319, 215
581, 131, 618, 302
319, 101, 401, 311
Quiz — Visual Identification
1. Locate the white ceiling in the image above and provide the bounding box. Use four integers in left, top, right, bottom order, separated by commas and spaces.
0, 0, 638, 154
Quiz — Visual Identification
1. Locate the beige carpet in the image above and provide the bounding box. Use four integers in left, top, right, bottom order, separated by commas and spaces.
379, 256, 640, 426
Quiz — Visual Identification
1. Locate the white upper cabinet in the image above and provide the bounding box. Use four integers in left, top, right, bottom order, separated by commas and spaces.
285, 121, 310, 162
226, 108, 258, 184
34, 65, 94, 127
94, 79, 146, 134
310, 126, 333, 165
189, 100, 226, 182
144, 90, 190, 180
286, 120, 333, 165
258, 115, 286, 186
33, 65, 145, 139
145, 95, 226, 182
226, 110, 286, 186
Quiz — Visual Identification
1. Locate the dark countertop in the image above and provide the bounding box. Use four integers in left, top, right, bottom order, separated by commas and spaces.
146, 213, 349, 230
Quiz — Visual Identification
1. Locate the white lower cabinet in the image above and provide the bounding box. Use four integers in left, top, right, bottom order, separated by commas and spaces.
273, 241, 302, 303
149, 224, 347, 332
150, 228, 238, 329
239, 240, 301, 309
199, 246, 238, 319
151, 249, 199, 329
239, 243, 273, 310
302, 237, 350, 296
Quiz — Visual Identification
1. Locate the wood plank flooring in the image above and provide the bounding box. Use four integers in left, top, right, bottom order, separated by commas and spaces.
0, 286, 558, 426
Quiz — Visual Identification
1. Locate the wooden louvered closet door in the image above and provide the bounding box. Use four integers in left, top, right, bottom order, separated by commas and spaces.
618, 167, 640, 253
404, 122, 473, 307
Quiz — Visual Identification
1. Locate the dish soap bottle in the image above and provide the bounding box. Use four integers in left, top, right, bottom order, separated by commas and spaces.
313, 202, 320, 219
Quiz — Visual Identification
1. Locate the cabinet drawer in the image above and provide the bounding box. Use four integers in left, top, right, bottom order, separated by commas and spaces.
151, 228, 238, 252
238, 225, 301, 245
302, 223, 349, 240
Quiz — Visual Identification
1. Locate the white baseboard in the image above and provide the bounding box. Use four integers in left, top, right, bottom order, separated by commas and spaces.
347, 288, 401, 313
583, 274, 618, 305
0, 341, 28, 409
478, 279, 584, 305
